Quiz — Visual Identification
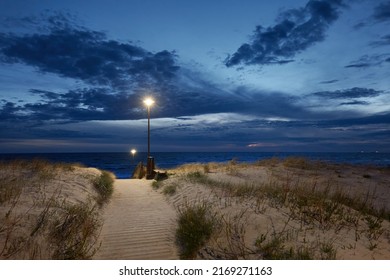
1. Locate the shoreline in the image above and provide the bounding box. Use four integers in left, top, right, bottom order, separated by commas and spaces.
1, 153, 389, 180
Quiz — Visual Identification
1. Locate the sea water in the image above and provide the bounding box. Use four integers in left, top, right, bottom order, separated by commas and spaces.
0, 152, 389, 179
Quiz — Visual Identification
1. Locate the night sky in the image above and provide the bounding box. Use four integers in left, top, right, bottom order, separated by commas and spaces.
0, 0, 389, 153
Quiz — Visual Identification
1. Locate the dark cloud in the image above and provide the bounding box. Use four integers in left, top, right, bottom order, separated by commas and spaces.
370, 34, 390, 46
1, 11, 82, 32
354, 1, 390, 29
312, 87, 382, 99
0, 79, 316, 125
319, 79, 339, 84
320, 112, 390, 127
373, 1, 390, 22
0, 18, 179, 90
344, 53, 390, 68
344, 63, 371, 68
0, 87, 147, 123
225, 0, 346, 67
339, 100, 370, 106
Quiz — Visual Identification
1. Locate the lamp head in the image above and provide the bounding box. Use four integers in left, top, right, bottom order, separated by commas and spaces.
143, 97, 154, 108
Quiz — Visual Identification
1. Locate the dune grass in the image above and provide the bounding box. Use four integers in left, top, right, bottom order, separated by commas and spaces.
169, 157, 390, 259
175, 200, 217, 259
162, 184, 177, 195
93, 171, 115, 205
0, 159, 110, 259
49, 201, 101, 259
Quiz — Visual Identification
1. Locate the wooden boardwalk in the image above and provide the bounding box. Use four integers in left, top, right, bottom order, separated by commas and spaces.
93, 179, 178, 260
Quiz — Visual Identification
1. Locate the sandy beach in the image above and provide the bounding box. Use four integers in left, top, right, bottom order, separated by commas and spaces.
1, 157, 389, 260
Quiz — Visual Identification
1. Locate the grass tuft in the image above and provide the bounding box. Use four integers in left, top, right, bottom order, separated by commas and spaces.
163, 184, 177, 195
49, 202, 101, 259
93, 171, 115, 205
176, 201, 217, 259
0, 160, 106, 259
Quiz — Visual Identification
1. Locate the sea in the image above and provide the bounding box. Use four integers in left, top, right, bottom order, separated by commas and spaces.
0, 152, 389, 179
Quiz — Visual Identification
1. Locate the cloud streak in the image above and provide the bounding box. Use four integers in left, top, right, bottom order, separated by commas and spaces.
225, 0, 346, 67
312, 87, 382, 99
345, 54, 390, 68
0, 22, 179, 90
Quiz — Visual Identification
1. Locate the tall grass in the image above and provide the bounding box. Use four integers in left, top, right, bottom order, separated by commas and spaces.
49, 202, 101, 259
170, 158, 390, 259
176, 201, 217, 259
93, 171, 115, 205
0, 160, 108, 259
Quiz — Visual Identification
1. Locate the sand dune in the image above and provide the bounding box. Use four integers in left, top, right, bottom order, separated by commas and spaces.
2, 158, 389, 260
0, 161, 104, 260
160, 159, 390, 259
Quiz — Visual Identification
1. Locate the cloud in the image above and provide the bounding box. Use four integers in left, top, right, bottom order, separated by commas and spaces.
0, 83, 311, 124
312, 87, 382, 99
319, 79, 339, 84
339, 100, 370, 106
320, 112, 390, 127
373, 1, 390, 22
370, 34, 390, 46
0, 17, 179, 90
0, 87, 150, 122
344, 53, 390, 68
225, 0, 346, 67
354, 1, 390, 29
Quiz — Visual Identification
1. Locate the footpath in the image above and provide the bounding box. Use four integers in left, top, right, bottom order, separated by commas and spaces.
93, 179, 178, 259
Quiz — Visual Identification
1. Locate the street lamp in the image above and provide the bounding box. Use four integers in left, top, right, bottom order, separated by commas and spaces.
143, 97, 155, 179
130, 149, 136, 159
143, 97, 154, 158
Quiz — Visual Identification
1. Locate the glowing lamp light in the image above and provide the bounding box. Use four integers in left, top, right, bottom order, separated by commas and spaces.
130, 149, 136, 156
143, 97, 154, 107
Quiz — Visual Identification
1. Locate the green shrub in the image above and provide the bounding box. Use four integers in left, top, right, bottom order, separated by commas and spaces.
255, 234, 313, 260
283, 157, 311, 169
49, 202, 101, 259
163, 184, 177, 195
152, 180, 162, 189
176, 201, 216, 259
187, 171, 205, 179
93, 171, 115, 205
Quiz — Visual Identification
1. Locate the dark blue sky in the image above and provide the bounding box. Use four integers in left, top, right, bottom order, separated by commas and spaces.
0, 0, 389, 153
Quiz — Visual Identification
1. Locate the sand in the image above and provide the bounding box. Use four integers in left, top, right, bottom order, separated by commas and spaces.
0, 164, 103, 259
160, 160, 390, 260
2, 158, 389, 260
93, 179, 178, 260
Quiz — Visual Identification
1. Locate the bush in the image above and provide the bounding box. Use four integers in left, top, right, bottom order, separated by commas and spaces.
163, 184, 177, 195
186, 171, 208, 184
176, 201, 216, 259
93, 171, 115, 205
152, 180, 161, 189
49, 202, 101, 259
283, 157, 311, 169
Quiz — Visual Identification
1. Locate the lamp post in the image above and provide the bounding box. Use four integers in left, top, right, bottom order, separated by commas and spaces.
143, 97, 155, 179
